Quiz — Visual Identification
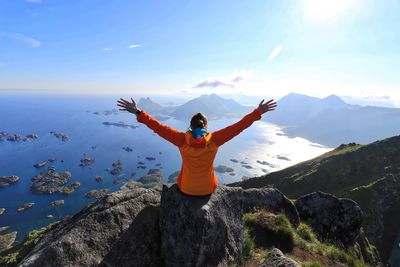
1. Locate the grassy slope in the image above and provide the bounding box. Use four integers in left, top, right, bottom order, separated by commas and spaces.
230, 135, 400, 261
239, 211, 374, 267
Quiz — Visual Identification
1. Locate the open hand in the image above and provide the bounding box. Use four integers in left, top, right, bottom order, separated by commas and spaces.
257, 99, 277, 114
117, 98, 139, 115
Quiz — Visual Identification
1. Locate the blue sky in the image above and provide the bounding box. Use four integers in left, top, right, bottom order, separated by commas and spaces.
1, 0, 400, 105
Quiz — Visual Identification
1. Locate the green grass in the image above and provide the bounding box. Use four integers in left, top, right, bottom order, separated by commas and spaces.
296, 229, 370, 267
297, 223, 317, 243
317, 143, 363, 160
303, 261, 325, 267
243, 210, 372, 267
244, 211, 295, 252
243, 228, 255, 258
0, 222, 60, 267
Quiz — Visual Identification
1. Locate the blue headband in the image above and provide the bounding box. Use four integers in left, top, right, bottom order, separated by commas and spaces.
192, 127, 207, 139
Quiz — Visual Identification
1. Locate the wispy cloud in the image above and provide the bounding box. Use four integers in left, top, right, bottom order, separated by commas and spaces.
103, 47, 113, 51
193, 80, 234, 89
267, 45, 283, 61
0, 33, 41, 48
128, 44, 141, 48
25, 0, 42, 3
192, 70, 252, 89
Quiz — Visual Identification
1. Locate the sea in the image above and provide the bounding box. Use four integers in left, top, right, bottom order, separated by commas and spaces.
0, 94, 331, 242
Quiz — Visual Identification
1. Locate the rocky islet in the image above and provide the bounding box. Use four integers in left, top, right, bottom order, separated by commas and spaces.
30, 167, 74, 195
102, 121, 139, 129
33, 158, 56, 168
50, 131, 69, 141
17, 202, 35, 212
0, 175, 20, 189
79, 157, 95, 167
49, 200, 65, 207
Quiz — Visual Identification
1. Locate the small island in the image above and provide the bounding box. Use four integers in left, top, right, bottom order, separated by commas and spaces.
50, 131, 70, 141
23, 133, 38, 142
50, 200, 65, 207
95, 176, 104, 182
256, 160, 275, 168
0, 131, 7, 141
241, 165, 254, 169
102, 122, 139, 129
60, 185, 76, 195
17, 202, 35, 212
122, 146, 133, 152
0, 175, 20, 189
277, 155, 291, 161
6, 134, 21, 142
80, 157, 95, 167
34, 158, 56, 168
31, 167, 73, 195
110, 160, 122, 175
93, 109, 118, 116
70, 182, 81, 189
0, 208, 5, 216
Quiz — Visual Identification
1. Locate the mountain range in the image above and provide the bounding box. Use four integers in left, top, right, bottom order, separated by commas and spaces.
138, 93, 252, 121
264, 93, 400, 146
138, 92, 400, 147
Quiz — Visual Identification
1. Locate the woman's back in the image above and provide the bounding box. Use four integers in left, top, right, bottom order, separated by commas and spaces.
178, 131, 219, 196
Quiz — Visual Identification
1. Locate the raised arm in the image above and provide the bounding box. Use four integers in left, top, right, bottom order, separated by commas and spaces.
117, 98, 185, 147
211, 99, 277, 147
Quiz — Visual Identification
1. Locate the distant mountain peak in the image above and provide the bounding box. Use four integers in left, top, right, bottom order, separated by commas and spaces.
322, 95, 346, 104
138, 97, 163, 112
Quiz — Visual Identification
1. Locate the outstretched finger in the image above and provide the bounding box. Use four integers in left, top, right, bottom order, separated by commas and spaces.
119, 108, 127, 111
131, 98, 136, 104
117, 101, 128, 106
117, 103, 127, 108
259, 99, 265, 106
119, 98, 130, 104
117, 101, 126, 105
266, 99, 275, 104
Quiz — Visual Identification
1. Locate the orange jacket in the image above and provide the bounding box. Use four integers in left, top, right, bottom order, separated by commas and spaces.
137, 108, 262, 196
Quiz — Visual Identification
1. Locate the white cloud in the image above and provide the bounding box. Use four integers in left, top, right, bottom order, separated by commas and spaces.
25, 0, 42, 3
129, 44, 141, 48
0, 33, 41, 48
267, 45, 283, 62
103, 47, 113, 51
192, 70, 252, 89
193, 79, 234, 89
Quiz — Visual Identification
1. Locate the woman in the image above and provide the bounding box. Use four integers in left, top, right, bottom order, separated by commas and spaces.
117, 97, 277, 196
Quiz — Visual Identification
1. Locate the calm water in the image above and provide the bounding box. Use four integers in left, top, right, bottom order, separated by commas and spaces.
0, 94, 331, 241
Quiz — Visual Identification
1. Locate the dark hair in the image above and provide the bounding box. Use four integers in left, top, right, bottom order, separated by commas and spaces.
190, 112, 208, 130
